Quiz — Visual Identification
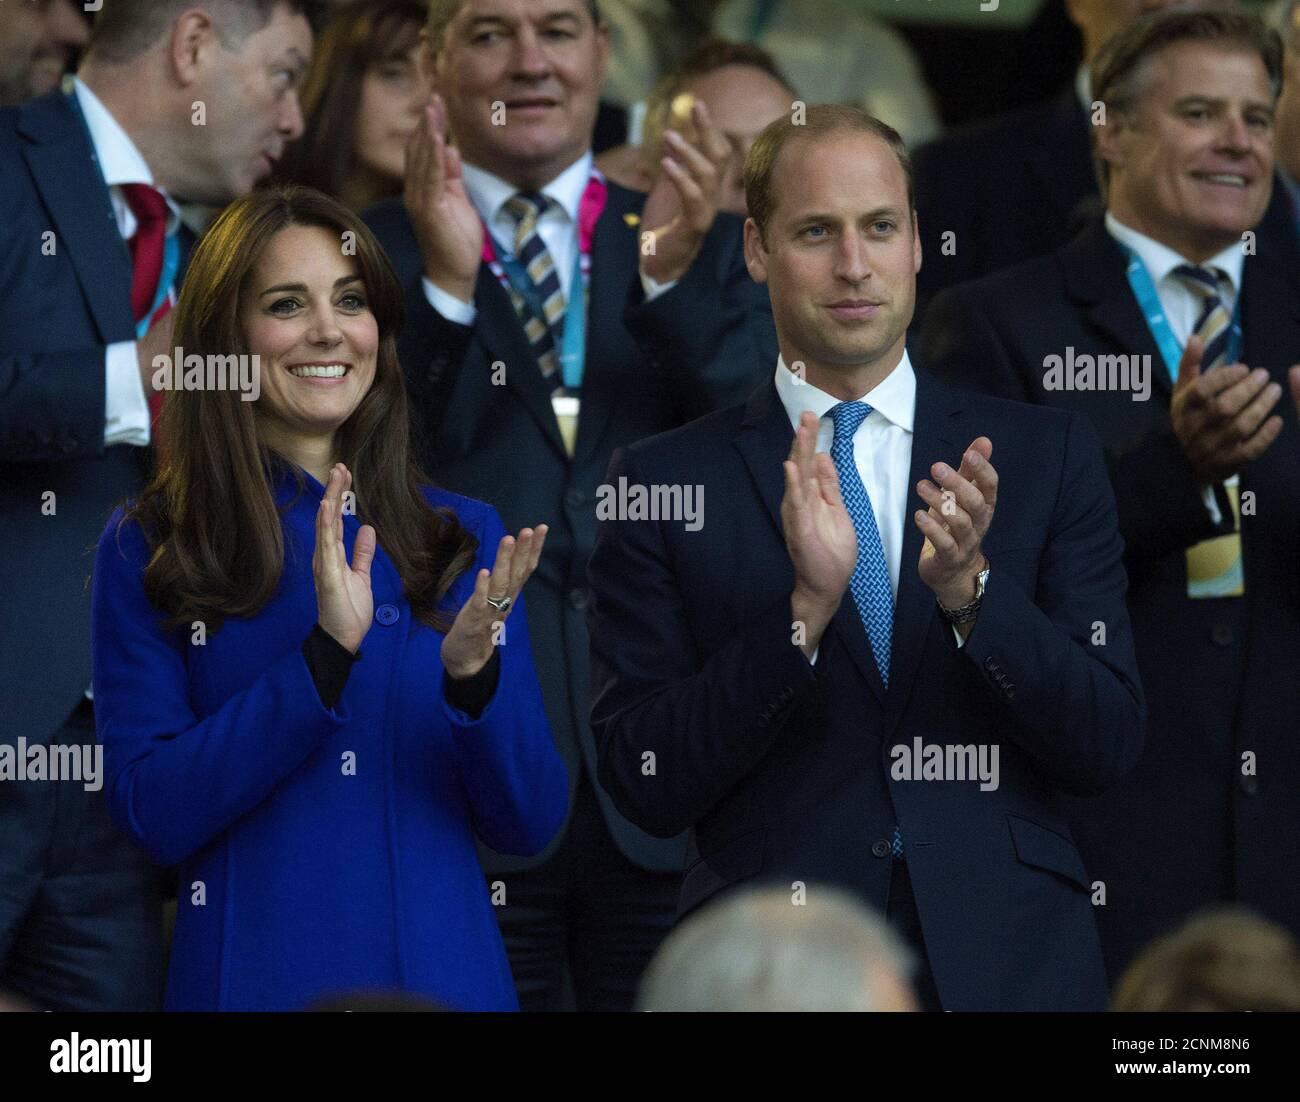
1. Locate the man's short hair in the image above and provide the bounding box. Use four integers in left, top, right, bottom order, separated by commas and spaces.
637, 885, 915, 1012
743, 103, 913, 246
1090, 8, 1284, 199
88, 0, 324, 64
425, 0, 604, 56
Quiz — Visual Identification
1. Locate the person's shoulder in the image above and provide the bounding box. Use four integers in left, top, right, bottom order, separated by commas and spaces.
622, 395, 754, 468
94, 502, 154, 571
419, 484, 497, 532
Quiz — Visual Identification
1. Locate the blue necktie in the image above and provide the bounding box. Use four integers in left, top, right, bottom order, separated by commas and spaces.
828, 402, 904, 861
828, 402, 893, 686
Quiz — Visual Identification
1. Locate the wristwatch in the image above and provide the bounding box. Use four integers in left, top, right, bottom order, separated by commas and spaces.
937, 565, 990, 625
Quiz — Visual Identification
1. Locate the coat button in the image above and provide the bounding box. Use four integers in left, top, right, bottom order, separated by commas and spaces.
568, 589, 588, 611
375, 603, 399, 625
1238, 773, 1259, 796
871, 840, 891, 859
565, 488, 585, 508
1211, 624, 1234, 647
984, 656, 998, 673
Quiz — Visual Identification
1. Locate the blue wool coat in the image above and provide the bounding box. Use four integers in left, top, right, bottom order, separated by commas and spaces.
90, 467, 567, 1011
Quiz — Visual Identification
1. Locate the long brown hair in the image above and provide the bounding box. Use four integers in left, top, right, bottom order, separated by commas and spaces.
274, 0, 427, 208
121, 184, 475, 635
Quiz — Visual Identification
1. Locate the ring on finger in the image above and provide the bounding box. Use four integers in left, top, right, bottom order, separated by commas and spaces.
485, 594, 512, 613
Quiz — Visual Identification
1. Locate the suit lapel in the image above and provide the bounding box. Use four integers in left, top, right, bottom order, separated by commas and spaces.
1061, 220, 1172, 401
20, 91, 135, 344
572, 185, 641, 466
474, 263, 568, 458
882, 368, 963, 734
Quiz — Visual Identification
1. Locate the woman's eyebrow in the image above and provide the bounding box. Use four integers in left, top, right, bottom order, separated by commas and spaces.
258, 274, 364, 297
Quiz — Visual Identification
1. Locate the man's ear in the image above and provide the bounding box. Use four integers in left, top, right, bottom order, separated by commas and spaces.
743, 217, 769, 284
593, 19, 611, 95
911, 208, 922, 275
1094, 106, 1129, 178
169, 10, 217, 87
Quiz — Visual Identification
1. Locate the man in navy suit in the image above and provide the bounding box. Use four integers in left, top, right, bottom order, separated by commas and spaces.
0, 0, 315, 1010
365, 0, 774, 1010
587, 104, 1144, 1011
920, 9, 1300, 982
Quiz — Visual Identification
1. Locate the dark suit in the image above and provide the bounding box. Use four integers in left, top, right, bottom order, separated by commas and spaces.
913, 86, 1097, 321
364, 180, 774, 1008
587, 368, 1144, 1011
0, 88, 194, 1008
918, 208, 1300, 980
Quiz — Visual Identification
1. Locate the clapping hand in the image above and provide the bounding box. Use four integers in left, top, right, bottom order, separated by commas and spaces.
441, 526, 549, 680
639, 98, 732, 286
914, 438, 996, 611
404, 93, 483, 304
314, 464, 376, 654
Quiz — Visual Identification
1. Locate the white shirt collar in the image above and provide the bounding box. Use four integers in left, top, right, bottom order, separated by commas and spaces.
73, 77, 182, 234
1104, 211, 1244, 294
774, 350, 916, 435
461, 150, 593, 232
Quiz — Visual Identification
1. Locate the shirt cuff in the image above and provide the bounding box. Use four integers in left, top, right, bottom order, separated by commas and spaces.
952, 624, 967, 648
423, 277, 477, 325
302, 623, 360, 711
104, 341, 151, 447
638, 270, 679, 302
443, 648, 501, 719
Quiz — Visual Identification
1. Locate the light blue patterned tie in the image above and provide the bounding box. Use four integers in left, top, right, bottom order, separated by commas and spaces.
828, 403, 905, 862
828, 402, 893, 686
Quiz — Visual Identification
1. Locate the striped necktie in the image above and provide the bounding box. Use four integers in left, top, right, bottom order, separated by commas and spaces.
503, 192, 566, 383
1172, 264, 1231, 370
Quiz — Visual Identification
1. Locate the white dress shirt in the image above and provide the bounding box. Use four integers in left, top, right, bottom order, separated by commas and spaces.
423, 150, 674, 323
74, 77, 183, 449
1105, 212, 1243, 525
773, 351, 967, 655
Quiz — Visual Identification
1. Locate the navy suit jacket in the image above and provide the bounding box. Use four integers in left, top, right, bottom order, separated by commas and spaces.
0, 87, 195, 744
912, 86, 1098, 322
364, 184, 775, 873
587, 368, 1144, 1011
919, 210, 1300, 979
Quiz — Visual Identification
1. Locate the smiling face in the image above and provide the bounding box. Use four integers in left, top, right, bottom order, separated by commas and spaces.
242, 224, 378, 448
1101, 40, 1276, 260
431, 0, 608, 187
744, 129, 921, 392
189, 4, 313, 201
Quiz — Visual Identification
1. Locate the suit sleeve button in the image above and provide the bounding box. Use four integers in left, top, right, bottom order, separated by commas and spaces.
568, 589, 588, 611
871, 840, 891, 859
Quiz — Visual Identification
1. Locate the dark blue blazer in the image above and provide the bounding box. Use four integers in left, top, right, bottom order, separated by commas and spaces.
587, 368, 1144, 1011
365, 185, 775, 874
0, 87, 195, 744
919, 210, 1300, 980
91, 471, 567, 1010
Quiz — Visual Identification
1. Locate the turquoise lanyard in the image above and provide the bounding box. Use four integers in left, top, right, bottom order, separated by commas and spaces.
493, 233, 588, 390
66, 85, 180, 339
1121, 247, 1242, 381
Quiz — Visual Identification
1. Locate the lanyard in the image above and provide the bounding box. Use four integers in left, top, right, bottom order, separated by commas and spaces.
492, 244, 587, 389
66, 85, 179, 339
1121, 247, 1242, 381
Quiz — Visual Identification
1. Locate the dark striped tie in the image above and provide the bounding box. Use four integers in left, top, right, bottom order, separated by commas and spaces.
1172, 264, 1231, 370
503, 192, 566, 383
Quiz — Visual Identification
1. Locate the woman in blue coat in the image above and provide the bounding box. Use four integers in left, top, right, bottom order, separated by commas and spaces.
90, 185, 567, 1011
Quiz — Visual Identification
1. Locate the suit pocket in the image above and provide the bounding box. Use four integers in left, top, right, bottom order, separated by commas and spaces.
678, 827, 767, 917
1006, 813, 1090, 891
